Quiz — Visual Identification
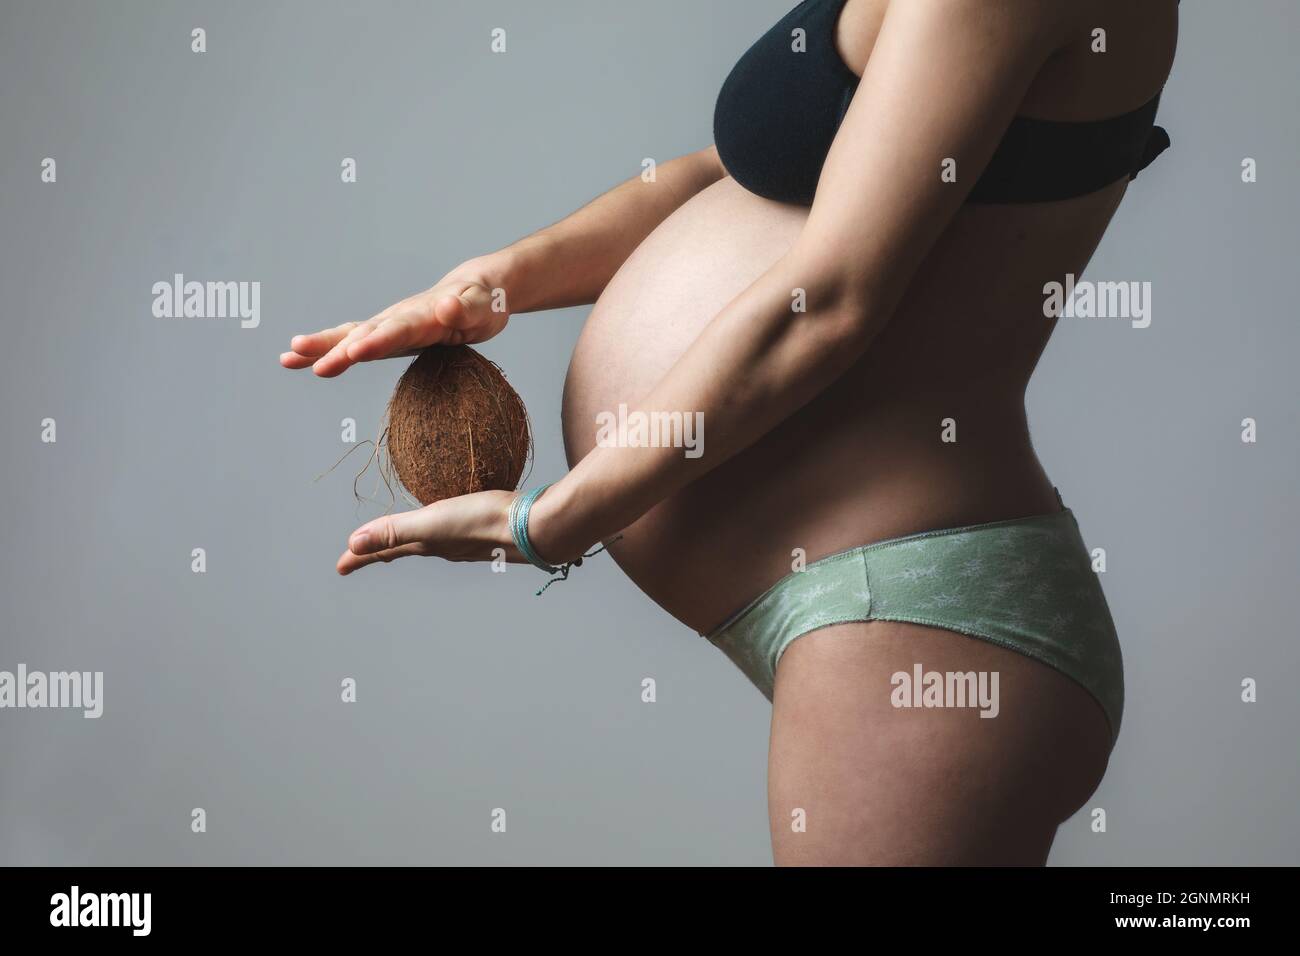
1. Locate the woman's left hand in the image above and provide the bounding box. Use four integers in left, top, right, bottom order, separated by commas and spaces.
337, 488, 587, 575
337, 490, 516, 575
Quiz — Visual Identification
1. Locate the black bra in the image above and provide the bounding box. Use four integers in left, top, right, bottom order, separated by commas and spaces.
713, 0, 1172, 205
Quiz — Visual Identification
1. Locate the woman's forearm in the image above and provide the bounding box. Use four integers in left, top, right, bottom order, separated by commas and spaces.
529, 245, 882, 562
482, 146, 726, 315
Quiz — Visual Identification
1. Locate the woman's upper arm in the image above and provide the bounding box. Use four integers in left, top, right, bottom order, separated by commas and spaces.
795, 0, 1067, 319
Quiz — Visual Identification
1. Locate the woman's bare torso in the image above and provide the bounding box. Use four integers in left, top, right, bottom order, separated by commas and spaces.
561, 0, 1176, 634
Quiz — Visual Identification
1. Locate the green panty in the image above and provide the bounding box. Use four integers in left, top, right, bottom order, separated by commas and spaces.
703, 505, 1124, 740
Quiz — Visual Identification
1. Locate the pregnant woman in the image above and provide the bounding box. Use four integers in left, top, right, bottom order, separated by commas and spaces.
281, 0, 1177, 864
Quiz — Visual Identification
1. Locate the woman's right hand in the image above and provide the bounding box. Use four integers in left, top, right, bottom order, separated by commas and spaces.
280, 260, 512, 377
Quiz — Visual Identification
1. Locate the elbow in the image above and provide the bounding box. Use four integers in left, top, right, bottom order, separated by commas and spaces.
697, 144, 728, 183
777, 247, 880, 346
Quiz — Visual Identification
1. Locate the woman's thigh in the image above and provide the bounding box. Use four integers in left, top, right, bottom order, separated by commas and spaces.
767, 619, 1114, 866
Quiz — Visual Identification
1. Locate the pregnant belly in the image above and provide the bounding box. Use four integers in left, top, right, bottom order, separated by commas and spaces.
560, 177, 1059, 632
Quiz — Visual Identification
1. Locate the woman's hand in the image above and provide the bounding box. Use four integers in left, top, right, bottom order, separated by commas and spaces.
336, 487, 592, 576
281, 258, 512, 378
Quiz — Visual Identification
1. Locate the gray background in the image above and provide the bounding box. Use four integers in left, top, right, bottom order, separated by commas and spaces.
0, 0, 1295, 865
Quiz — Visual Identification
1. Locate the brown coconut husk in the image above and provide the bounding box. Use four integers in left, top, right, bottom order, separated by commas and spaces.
379, 345, 532, 506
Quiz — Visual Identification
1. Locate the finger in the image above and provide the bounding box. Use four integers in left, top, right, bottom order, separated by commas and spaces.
435, 284, 492, 330
312, 321, 379, 377
279, 350, 319, 369
337, 542, 426, 575
348, 509, 439, 556
345, 299, 452, 358
345, 316, 421, 361
289, 322, 360, 359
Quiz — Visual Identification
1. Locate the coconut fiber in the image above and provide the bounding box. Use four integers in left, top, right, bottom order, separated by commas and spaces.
383, 345, 532, 506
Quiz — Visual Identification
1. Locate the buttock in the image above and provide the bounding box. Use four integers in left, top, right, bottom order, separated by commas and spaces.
767, 615, 1116, 861
703, 503, 1125, 741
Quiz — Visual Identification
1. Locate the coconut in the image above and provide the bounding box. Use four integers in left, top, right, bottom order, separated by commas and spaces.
381, 345, 532, 506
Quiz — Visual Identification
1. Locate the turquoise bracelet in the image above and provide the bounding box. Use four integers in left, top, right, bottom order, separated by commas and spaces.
508, 483, 561, 574
507, 482, 622, 595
